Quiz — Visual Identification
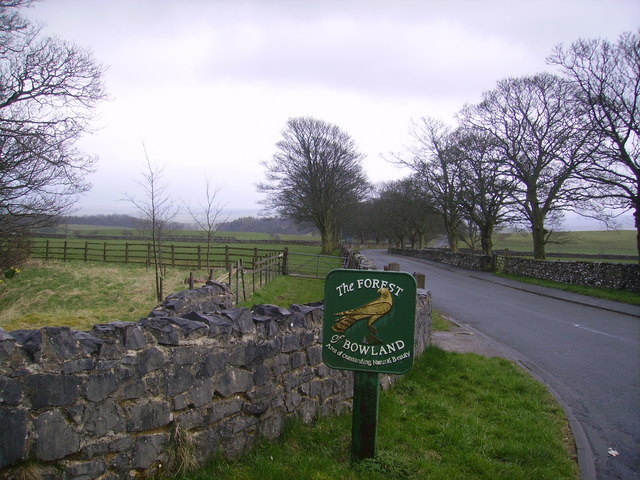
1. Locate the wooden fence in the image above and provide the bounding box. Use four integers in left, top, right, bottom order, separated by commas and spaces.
27, 239, 284, 271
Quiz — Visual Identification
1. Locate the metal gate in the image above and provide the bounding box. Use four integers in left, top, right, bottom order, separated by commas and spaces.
285, 252, 343, 279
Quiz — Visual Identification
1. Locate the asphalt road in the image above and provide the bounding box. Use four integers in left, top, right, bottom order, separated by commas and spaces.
362, 250, 640, 480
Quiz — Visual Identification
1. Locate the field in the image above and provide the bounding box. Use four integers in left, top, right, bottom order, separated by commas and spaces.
493, 230, 637, 257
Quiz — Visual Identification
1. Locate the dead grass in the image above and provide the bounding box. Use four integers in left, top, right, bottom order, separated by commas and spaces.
0, 260, 219, 331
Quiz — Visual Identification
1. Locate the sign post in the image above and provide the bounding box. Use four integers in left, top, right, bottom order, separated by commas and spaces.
323, 268, 417, 462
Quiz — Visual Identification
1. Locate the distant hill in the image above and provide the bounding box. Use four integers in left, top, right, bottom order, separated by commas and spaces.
62, 214, 140, 228
219, 216, 317, 235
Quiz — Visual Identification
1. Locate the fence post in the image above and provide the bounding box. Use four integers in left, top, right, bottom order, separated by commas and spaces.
282, 247, 289, 275
125, 243, 129, 264
197, 245, 202, 269
45, 239, 49, 260
171, 244, 175, 267
240, 259, 246, 302
189, 272, 194, 290
103, 242, 107, 262
63, 240, 68, 262
84, 241, 88, 262
225, 245, 229, 268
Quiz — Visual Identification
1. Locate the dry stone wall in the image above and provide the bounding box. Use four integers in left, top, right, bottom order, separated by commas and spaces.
0, 281, 431, 479
390, 247, 640, 291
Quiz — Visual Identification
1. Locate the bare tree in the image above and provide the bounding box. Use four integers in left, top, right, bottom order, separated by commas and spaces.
394, 117, 463, 252
258, 116, 370, 254
451, 126, 518, 255
461, 73, 596, 259
184, 177, 228, 268
548, 31, 640, 260
374, 176, 442, 248
127, 145, 178, 301
0, 0, 106, 251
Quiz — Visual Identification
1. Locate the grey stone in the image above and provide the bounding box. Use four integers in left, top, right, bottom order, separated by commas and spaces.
253, 365, 271, 386
35, 410, 80, 461
166, 316, 208, 338
290, 351, 307, 369
0, 327, 16, 362
201, 350, 228, 376
187, 378, 214, 408
281, 332, 301, 352
209, 397, 243, 423
123, 325, 146, 350
126, 401, 171, 432
175, 409, 204, 429
25, 374, 80, 408
0, 407, 27, 468
301, 331, 316, 347
172, 346, 198, 365
307, 345, 323, 365
243, 400, 269, 416
63, 458, 106, 480
63, 357, 95, 374
0, 375, 22, 405
222, 307, 254, 335
86, 371, 118, 402
165, 365, 195, 397
258, 410, 286, 440
215, 367, 253, 396
255, 338, 281, 362
138, 347, 165, 374
230, 342, 257, 367
42, 326, 80, 361
132, 434, 166, 469
82, 399, 124, 436
11, 329, 42, 361
138, 317, 180, 345
121, 380, 145, 400
73, 331, 104, 355
251, 304, 291, 318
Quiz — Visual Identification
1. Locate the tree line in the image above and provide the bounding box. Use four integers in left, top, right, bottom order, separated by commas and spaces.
260, 31, 639, 261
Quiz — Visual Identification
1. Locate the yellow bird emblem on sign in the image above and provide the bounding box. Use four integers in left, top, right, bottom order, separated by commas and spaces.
332, 288, 393, 344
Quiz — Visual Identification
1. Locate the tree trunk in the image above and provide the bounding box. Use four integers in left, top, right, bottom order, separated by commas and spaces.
531, 215, 546, 260
480, 224, 494, 256
320, 221, 339, 255
635, 205, 640, 264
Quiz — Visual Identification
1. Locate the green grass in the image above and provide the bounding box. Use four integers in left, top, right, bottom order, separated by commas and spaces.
494, 230, 637, 257
43, 224, 323, 243
432, 309, 452, 331
496, 273, 640, 305
177, 347, 578, 480
239, 275, 325, 308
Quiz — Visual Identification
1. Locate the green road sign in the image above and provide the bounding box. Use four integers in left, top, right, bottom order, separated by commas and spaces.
323, 269, 417, 375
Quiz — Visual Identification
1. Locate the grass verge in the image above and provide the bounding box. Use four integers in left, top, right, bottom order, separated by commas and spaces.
177, 347, 579, 480
496, 272, 640, 305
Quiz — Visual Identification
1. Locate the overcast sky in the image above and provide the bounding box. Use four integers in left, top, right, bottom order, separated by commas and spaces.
25, 0, 639, 227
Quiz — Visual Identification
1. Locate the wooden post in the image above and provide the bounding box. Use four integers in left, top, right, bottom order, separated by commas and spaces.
84, 241, 88, 262
240, 259, 246, 301
45, 239, 50, 261
189, 272, 194, 290
352, 371, 380, 462
282, 247, 289, 275
171, 244, 175, 267
197, 245, 202, 269
235, 260, 240, 301
224, 245, 229, 268
103, 242, 107, 262
63, 240, 68, 262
